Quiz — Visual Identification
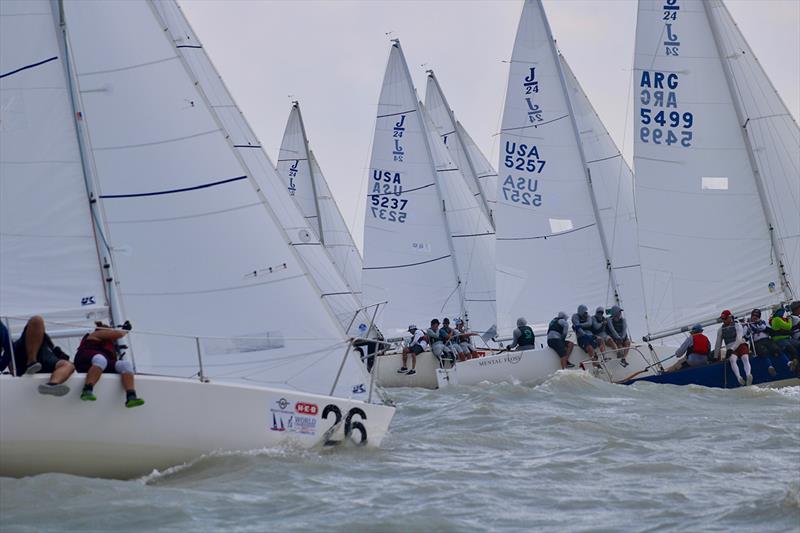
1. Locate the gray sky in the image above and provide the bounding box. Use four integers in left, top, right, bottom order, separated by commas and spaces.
179, 0, 800, 251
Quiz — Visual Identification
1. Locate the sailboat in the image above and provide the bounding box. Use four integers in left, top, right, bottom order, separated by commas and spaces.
430, 0, 667, 388
0, 0, 394, 479
622, 0, 798, 388
363, 40, 500, 388
276, 101, 364, 303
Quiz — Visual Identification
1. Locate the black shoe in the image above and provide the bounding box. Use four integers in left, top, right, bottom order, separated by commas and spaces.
406, 369, 417, 376
396, 367, 408, 374
566, 362, 575, 368
620, 359, 629, 368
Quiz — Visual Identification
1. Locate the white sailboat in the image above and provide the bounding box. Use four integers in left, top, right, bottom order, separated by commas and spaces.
276, 101, 364, 302
632, 0, 798, 342
0, 0, 394, 479
435, 0, 662, 388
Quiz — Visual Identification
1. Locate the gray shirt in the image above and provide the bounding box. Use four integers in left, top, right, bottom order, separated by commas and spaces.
607, 316, 628, 341
426, 327, 443, 345
572, 313, 592, 337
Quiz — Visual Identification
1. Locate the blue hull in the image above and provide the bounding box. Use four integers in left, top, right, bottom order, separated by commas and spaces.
625, 355, 797, 388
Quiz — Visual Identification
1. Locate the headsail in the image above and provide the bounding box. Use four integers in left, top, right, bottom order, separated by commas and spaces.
497, 0, 619, 334
559, 54, 647, 339
0, 0, 108, 329
425, 72, 496, 228
58, 0, 368, 398
277, 102, 364, 298
362, 41, 462, 336
633, 0, 795, 336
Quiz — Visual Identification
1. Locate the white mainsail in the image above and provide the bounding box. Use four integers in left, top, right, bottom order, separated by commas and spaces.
633, 0, 797, 336
153, 1, 369, 339
559, 55, 647, 340
276, 102, 363, 298
57, 0, 368, 397
0, 0, 108, 329
363, 41, 463, 335
424, 72, 496, 228
496, 0, 619, 335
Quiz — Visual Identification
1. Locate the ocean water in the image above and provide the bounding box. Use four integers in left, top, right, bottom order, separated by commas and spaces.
2, 372, 798, 532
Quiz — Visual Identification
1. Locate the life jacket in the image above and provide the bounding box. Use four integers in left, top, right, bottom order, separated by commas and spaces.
607, 317, 626, 338
592, 315, 606, 334
76, 334, 117, 361
689, 333, 710, 356
548, 318, 567, 338
518, 325, 535, 347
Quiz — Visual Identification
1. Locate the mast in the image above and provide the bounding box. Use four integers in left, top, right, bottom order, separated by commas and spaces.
57, 0, 127, 330
394, 40, 466, 320
540, 7, 622, 306
704, 1, 795, 301
426, 70, 494, 228
293, 101, 326, 246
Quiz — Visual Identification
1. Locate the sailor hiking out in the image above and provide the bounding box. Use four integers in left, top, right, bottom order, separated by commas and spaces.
398, 324, 428, 376
745, 309, 790, 377
547, 312, 574, 369
666, 324, 711, 372
605, 305, 630, 367
572, 305, 598, 362
715, 310, 752, 386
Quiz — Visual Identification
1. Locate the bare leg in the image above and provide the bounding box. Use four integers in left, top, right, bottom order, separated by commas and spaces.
121, 372, 135, 391
24, 316, 45, 365
565, 341, 574, 358
401, 348, 409, 368
621, 339, 630, 358
85, 365, 103, 387
410, 353, 417, 370
605, 338, 618, 357
560, 355, 569, 369
49, 360, 75, 385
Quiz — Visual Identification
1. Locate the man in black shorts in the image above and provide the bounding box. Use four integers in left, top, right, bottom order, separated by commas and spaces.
546, 312, 574, 369
2, 316, 75, 396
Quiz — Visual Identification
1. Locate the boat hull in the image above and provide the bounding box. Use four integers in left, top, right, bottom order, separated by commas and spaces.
624, 354, 800, 388
0, 374, 395, 479
376, 343, 673, 389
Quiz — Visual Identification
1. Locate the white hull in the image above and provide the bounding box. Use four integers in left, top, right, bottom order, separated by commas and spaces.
377, 344, 674, 389
0, 374, 394, 479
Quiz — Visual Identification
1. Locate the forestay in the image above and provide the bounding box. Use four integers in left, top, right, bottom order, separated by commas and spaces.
153, 1, 369, 338
276, 103, 363, 297
0, 0, 108, 330
420, 103, 496, 335
60, 0, 368, 398
560, 55, 647, 340
363, 42, 461, 336
497, 0, 616, 335
424, 72, 496, 227
633, 0, 792, 336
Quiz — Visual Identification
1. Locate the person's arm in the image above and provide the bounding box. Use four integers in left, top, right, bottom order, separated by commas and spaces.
734, 323, 744, 347
508, 329, 520, 349
714, 328, 723, 358
674, 337, 691, 358
88, 328, 127, 342
607, 319, 621, 341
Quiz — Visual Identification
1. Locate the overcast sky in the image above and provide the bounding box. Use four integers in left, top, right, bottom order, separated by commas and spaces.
178, 0, 800, 251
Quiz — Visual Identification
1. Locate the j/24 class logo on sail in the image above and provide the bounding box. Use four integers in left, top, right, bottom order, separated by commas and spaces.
521, 67, 542, 123
370, 170, 408, 223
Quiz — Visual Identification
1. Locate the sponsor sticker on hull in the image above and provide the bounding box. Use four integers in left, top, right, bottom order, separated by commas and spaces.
269, 397, 318, 436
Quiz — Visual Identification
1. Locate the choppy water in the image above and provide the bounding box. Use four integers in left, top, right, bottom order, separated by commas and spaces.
2, 372, 799, 532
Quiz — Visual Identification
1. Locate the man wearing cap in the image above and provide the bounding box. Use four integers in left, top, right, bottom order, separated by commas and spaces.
547, 312, 574, 369
426, 319, 452, 366
590, 306, 612, 357
666, 323, 711, 371
715, 310, 752, 386
508, 317, 536, 351
439, 318, 462, 361
745, 308, 789, 377
770, 307, 798, 369
606, 305, 631, 367
398, 324, 428, 376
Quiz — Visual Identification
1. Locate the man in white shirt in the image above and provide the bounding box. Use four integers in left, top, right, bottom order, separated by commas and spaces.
398, 324, 428, 376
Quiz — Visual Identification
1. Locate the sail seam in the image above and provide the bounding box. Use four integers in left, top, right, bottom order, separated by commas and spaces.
376, 109, 417, 119
451, 232, 496, 238
79, 55, 177, 77
121, 273, 306, 296
363, 254, 451, 270
99, 175, 247, 198
496, 223, 596, 241
92, 129, 220, 151
0, 56, 58, 79
501, 114, 569, 133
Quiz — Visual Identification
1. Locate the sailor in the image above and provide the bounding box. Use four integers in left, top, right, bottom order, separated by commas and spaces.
508, 317, 535, 351
770, 307, 799, 362
0, 316, 75, 396
546, 312, 574, 369
440, 318, 462, 361
75, 321, 144, 407
426, 319, 453, 366
572, 305, 598, 361
789, 302, 800, 369
606, 305, 631, 367
666, 324, 711, 371
745, 308, 790, 377
591, 306, 610, 355
453, 318, 479, 359
398, 324, 427, 376
715, 310, 752, 386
